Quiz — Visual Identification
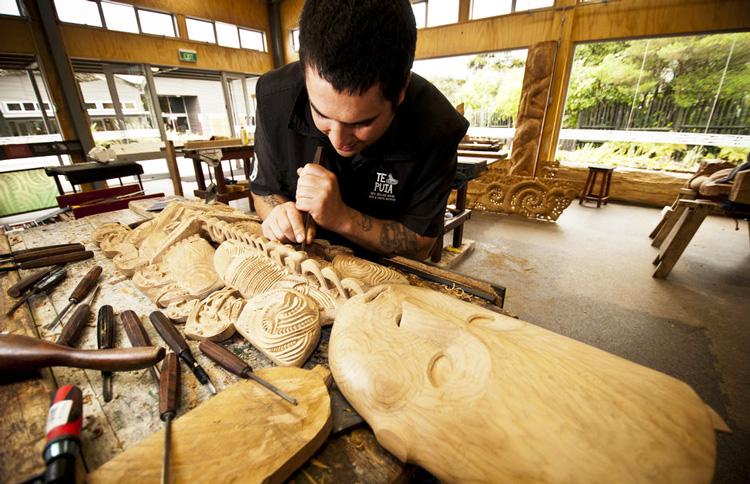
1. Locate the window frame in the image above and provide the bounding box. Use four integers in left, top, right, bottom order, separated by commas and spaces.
469, 0, 555, 21
100, 0, 139, 34
0, 0, 23, 17
134, 6, 177, 38
185, 16, 217, 44
239, 27, 267, 52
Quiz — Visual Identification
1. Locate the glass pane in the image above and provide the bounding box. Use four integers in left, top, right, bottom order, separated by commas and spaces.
0, 69, 61, 145
411, 2, 426, 29
111, 67, 160, 144
186, 17, 215, 43
154, 76, 232, 142
54, 0, 102, 27
290, 28, 300, 53
138, 9, 175, 37
239, 29, 265, 51
0, 0, 21, 16
557, 32, 750, 172
216, 22, 240, 48
412, 49, 528, 153
101, 2, 138, 33
471, 0, 512, 19
168, 96, 186, 113
515, 0, 554, 11
427, 0, 459, 27
227, 77, 249, 134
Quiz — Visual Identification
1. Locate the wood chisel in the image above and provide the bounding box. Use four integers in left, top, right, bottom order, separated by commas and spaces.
149, 311, 217, 395
0, 242, 83, 260
47, 265, 103, 329
198, 340, 298, 405
7, 265, 62, 298
56, 285, 100, 347
0, 334, 165, 372
0, 250, 93, 272
121, 310, 161, 386
5, 267, 67, 317
301, 145, 324, 252
159, 352, 179, 484
97, 305, 116, 402
0, 243, 85, 263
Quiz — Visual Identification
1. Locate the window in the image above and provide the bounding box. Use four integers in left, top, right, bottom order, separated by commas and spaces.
42, 103, 51, 110
470, 0, 553, 19
101, 1, 138, 33
54, 0, 102, 27
216, 22, 240, 48
186, 17, 216, 43
240, 28, 265, 51
6, 103, 22, 111
123, 101, 136, 110
102, 102, 114, 109
23, 102, 35, 111
290, 28, 300, 53
137, 9, 175, 37
411, 1, 426, 28
427, 0, 459, 27
0, 0, 21, 16
84, 102, 97, 110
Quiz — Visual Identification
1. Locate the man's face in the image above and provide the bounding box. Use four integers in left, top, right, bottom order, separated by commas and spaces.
305, 66, 403, 158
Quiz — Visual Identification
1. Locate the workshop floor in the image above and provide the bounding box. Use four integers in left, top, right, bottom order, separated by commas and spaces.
450, 203, 749, 483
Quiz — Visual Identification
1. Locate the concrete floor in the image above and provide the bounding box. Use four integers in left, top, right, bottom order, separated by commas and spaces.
450, 203, 750, 483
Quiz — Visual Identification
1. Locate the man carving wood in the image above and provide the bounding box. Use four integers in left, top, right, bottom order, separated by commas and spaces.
251, 0, 469, 260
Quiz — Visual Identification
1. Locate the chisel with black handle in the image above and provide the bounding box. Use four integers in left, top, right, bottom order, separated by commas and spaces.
47, 265, 102, 329
7, 265, 62, 298
149, 311, 216, 395
0, 244, 85, 264
5, 268, 67, 317
97, 305, 115, 402
0, 251, 93, 272
0, 334, 165, 372
121, 310, 160, 386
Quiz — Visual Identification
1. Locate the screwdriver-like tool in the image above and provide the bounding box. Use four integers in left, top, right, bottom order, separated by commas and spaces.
56, 285, 100, 347
7, 265, 62, 298
199, 340, 298, 405
0, 242, 83, 259
6, 267, 67, 317
121, 310, 160, 386
98, 304, 115, 402
47, 265, 102, 329
0, 250, 93, 272
149, 311, 217, 395
0, 243, 85, 263
160, 352, 179, 484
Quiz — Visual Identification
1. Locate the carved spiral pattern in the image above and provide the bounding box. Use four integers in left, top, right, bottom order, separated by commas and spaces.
223, 254, 287, 298
332, 255, 408, 288
235, 288, 320, 367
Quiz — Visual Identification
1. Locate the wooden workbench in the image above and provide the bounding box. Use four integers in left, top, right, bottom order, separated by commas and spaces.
0, 210, 406, 483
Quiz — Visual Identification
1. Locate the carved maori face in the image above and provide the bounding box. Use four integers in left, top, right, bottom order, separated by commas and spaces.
329, 284, 715, 482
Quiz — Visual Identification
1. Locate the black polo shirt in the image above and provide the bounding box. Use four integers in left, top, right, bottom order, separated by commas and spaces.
251, 61, 469, 239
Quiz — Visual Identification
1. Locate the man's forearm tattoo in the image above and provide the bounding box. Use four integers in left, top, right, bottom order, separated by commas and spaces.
357, 212, 373, 232
262, 194, 283, 207
379, 222, 418, 256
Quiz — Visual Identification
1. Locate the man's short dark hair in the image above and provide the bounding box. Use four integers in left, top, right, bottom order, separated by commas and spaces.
299, 0, 417, 106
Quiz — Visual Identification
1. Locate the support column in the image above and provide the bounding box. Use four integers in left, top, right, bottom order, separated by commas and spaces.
267, 0, 284, 68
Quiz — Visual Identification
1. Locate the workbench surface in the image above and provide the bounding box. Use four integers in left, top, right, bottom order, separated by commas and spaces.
0, 210, 406, 483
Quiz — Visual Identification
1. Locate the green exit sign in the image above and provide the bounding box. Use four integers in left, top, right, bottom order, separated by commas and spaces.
178, 49, 197, 63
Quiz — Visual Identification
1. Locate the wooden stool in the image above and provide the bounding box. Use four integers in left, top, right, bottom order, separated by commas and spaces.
580, 166, 614, 208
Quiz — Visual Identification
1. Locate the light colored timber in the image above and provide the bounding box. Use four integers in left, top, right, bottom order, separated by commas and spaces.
89, 365, 332, 483
329, 284, 717, 483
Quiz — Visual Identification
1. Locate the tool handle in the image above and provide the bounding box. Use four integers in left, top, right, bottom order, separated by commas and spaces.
97, 305, 115, 349
36, 269, 68, 295
121, 310, 153, 347
1, 243, 83, 259
71, 266, 102, 302
11, 245, 85, 264
18, 251, 94, 270
56, 304, 91, 347
7, 266, 58, 298
199, 340, 250, 378
0, 334, 165, 372
149, 311, 188, 354
159, 353, 180, 420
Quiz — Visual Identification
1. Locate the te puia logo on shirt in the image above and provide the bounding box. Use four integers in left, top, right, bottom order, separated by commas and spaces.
369, 172, 398, 202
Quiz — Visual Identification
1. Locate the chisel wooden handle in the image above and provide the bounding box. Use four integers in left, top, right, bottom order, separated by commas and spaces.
10, 245, 85, 264
159, 353, 180, 421
97, 305, 115, 349
72, 266, 102, 302
0, 334, 165, 372
149, 311, 188, 354
56, 304, 91, 346
199, 340, 250, 378
17, 251, 93, 270
7, 266, 59, 298
121, 310, 153, 347
0, 243, 83, 259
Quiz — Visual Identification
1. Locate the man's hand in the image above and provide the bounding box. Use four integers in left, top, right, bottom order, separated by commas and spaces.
295, 164, 349, 232
251, 193, 313, 244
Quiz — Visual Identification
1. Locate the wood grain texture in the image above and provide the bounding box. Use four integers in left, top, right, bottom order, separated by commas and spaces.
89, 365, 332, 483
330, 284, 716, 483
